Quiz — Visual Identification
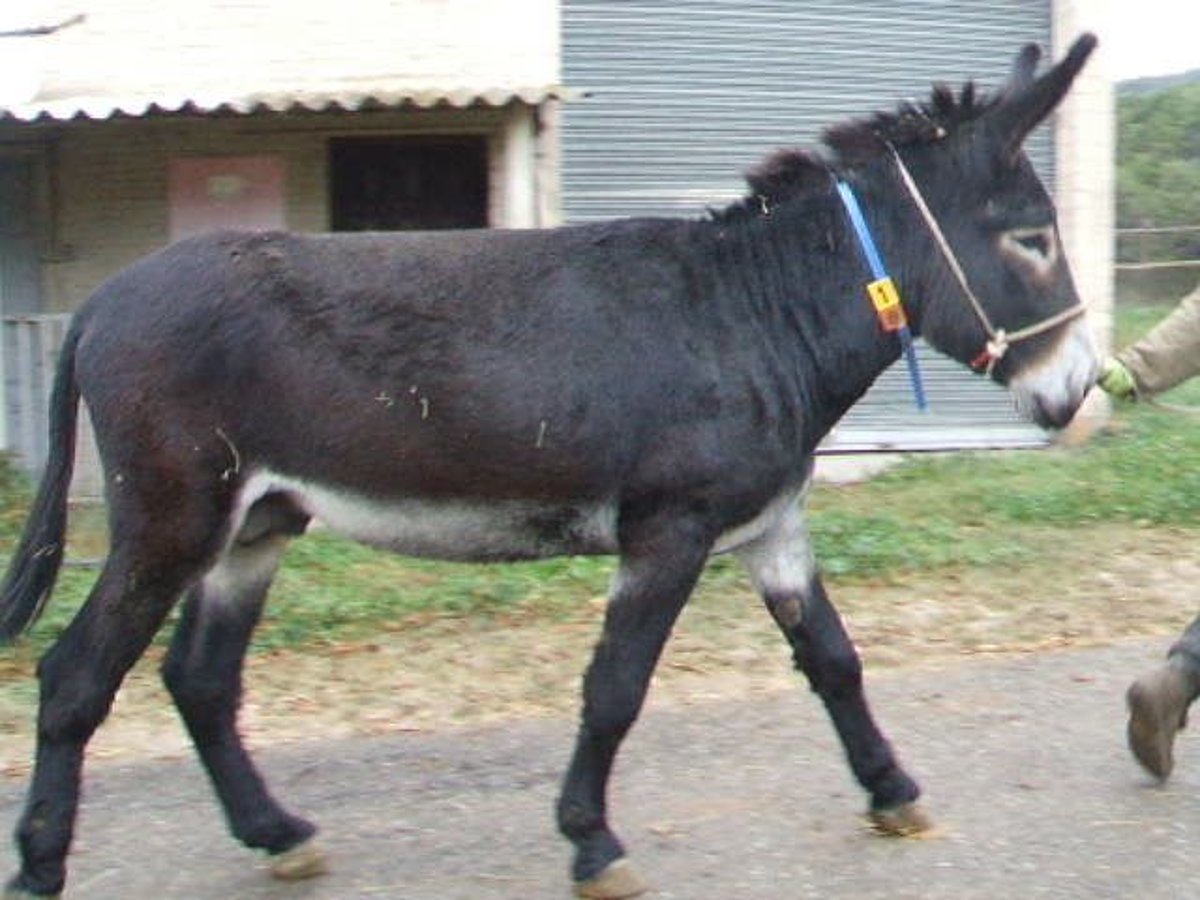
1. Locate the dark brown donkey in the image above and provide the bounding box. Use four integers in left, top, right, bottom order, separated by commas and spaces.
0, 35, 1098, 899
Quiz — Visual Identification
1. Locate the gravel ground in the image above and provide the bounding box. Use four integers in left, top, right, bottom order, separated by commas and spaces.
2, 638, 1198, 899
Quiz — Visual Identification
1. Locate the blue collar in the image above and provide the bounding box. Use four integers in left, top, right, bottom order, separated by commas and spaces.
834, 179, 928, 412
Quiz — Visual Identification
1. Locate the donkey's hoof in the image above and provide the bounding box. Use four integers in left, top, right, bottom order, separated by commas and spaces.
867, 801, 935, 837
269, 838, 329, 880
574, 858, 649, 899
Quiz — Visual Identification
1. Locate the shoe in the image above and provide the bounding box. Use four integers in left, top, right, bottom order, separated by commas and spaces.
1126, 666, 1192, 780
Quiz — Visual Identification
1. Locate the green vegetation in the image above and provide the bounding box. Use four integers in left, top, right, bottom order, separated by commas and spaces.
0, 304, 1197, 659
1117, 76, 1200, 260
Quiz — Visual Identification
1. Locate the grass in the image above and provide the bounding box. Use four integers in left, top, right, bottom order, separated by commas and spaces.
1, 301, 1198, 658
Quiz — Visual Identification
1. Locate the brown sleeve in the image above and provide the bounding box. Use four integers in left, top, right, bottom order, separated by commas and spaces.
1117, 283, 1200, 396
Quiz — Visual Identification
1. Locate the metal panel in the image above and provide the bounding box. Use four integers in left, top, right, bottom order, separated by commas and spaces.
2, 314, 103, 499
562, 0, 1055, 450
3, 314, 66, 473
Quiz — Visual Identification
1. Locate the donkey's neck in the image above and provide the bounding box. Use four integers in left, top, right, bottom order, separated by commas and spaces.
699, 186, 906, 450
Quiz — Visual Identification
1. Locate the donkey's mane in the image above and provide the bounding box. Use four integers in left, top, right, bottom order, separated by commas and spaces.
824, 80, 995, 166
714, 80, 996, 222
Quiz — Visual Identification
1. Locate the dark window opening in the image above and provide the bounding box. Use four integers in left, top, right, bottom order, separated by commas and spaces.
329, 137, 488, 231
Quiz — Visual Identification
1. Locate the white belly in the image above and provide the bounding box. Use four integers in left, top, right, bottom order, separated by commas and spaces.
235, 471, 620, 561
232, 471, 807, 564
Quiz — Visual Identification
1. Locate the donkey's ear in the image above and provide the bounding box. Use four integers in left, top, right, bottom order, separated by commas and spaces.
1003, 43, 1042, 95
986, 33, 1098, 161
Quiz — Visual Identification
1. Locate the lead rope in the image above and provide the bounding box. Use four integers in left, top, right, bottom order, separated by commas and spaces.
884, 143, 1086, 374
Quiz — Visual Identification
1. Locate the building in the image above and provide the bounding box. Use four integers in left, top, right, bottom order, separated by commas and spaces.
0, 1, 1113, 493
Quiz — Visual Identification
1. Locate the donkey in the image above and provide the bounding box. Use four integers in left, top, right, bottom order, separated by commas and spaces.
0, 35, 1097, 899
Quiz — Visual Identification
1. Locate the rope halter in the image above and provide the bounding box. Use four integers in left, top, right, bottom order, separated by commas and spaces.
885, 143, 1086, 375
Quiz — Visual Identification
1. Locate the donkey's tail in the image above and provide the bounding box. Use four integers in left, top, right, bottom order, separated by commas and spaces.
0, 322, 83, 642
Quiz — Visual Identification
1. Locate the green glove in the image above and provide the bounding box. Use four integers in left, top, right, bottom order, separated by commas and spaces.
1098, 357, 1138, 400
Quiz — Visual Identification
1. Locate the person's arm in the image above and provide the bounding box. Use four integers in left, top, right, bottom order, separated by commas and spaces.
1107, 284, 1200, 398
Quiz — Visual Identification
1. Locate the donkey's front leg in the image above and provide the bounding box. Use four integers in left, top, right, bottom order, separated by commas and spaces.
738, 500, 930, 835
557, 511, 712, 899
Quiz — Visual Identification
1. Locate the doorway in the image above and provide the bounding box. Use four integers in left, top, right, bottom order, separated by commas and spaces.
0, 155, 47, 460
0, 156, 42, 315
329, 136, 489, 231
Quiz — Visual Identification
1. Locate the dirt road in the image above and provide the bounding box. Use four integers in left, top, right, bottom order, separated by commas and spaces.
1, 638, 1197, 898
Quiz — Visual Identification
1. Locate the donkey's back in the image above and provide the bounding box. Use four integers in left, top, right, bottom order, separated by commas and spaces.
84, 227, 729, 489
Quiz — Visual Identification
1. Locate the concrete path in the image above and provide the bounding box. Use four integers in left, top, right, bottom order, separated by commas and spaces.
2, 638, 1198, 898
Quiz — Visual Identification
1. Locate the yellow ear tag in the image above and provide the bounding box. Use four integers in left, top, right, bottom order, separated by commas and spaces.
866, 277, 908, 332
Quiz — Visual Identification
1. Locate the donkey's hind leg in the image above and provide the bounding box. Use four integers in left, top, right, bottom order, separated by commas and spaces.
6, 543, 216, 898
161, 494, 324, 880
737, 497, 930, 836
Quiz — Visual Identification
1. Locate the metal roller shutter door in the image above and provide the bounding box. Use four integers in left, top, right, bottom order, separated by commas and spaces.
561, 0, 1055, 451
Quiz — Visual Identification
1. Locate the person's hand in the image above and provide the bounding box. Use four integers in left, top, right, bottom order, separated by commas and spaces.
1098, 357, 1138, 400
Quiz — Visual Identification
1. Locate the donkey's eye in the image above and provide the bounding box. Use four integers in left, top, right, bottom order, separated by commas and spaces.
1015, 232, 1050, 256
999, 225, 1057, 274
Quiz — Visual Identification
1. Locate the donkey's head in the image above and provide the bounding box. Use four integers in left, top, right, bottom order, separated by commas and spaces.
826, 34, 1099, 429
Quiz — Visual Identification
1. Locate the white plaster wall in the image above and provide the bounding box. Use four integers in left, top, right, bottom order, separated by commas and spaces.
1053, 0, 1116, 435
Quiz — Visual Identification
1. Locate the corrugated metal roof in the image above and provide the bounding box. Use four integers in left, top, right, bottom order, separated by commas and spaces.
0, 0, 563, 124
0, 84, 572, 123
